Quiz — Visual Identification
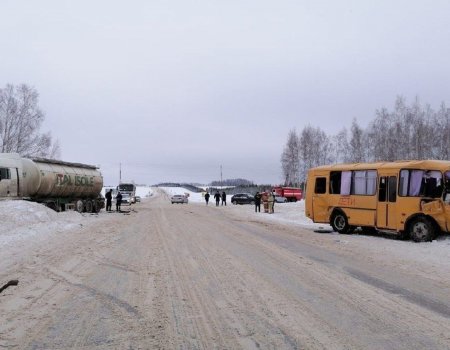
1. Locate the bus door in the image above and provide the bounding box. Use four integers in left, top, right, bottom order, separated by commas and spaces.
376, 175, 397, 229
0, 167, 18, 197
311, 176, 329, 222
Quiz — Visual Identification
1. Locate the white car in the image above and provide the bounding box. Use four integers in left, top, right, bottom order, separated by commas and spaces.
171, 195, 188, 204
274, 195, 288, 203
117, 193, 132, 206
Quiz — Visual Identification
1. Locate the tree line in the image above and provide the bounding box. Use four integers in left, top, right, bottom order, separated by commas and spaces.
281, 96, 450, 186
0, 84, 59, 158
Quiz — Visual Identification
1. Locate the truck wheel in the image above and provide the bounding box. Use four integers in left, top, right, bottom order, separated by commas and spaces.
409, 217, 435, 242
330, 211, 353, 234
85, 200, 93, 213
76, 200, 84, 213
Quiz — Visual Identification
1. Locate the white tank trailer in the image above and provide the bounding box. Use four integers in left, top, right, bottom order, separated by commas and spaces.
0, 153, 104, 212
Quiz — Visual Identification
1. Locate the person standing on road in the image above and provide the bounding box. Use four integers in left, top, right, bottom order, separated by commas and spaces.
214, 191, 220, 206
272, 191, 276, 214
116, 191, 122, 212
221, 191, 227, 206
254, 192, 261, 212
105, 189, 113, 212
261, 191, 269, 213
267, 191, 274, 214
204, 192, 210, 205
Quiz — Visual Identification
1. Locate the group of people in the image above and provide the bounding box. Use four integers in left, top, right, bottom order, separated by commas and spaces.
105, 189, 122, 212
254, 190, 275, 213
203, 190, 275, 213
204, 191, 227, 206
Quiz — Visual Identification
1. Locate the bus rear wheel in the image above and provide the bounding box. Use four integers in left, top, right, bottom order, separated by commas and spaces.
409, 217, 435, 242
331, 211, 354, 234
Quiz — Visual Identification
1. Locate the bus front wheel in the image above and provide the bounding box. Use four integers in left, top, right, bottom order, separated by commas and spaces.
409, 217, 435, 242
331, 211, 353, 234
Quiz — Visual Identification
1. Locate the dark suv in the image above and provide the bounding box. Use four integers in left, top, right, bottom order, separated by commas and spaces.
231, 193, 255, 205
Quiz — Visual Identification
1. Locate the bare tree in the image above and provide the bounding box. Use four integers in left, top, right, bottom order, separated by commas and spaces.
0, 84, 60, 158
349, 118, 365, 162
298, 125, 331, 182
280, 129, 300, 186
434, 103, 450, 160
282, 96, 450, 179
331, 128, 349, 163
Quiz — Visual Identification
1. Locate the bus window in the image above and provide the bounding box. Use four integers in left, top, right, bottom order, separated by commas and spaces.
388, 176, 397, 202
330, 171, 341, 194
314, 177, 326, 194
351, 170, 376, 195
399, 170, 409, 196
329, 171, 351, 194
0, 168, 10, 180
341, 171, 351, 195
399, 169, 443, 198
379, 177, 387, 202
445, 171, 450, 203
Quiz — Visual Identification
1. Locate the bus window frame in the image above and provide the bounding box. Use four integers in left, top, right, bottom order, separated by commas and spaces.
329, 169, 377, 196
314, 177, 327, 194
398, 168, 443, 198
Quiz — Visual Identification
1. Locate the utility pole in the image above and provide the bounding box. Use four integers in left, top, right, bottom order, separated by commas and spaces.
119, 163, 122, 184
220, 165, 223, 188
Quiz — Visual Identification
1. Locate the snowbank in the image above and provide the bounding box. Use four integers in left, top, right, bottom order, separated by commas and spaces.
0, 200, 84, 246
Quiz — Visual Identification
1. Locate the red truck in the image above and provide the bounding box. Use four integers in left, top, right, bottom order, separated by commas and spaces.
272, 186, 303, 202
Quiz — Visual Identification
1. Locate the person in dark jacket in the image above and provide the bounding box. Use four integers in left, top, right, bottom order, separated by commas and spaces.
105, 189, 113, 211
214, 191, 220, 206
116, 191, 122, 212
204, 192, 210, 205
221, 191, 227, 206
254, 192, 262, 212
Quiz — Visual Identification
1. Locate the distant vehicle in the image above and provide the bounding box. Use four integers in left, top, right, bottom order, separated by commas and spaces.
117, 183, 136, 203
134, 196, 141, 202
274, 195, 288, 203
117, 193, 132, 206
231, 193, 255, 205
171, 194, 188, 204
272, 186, 302, 202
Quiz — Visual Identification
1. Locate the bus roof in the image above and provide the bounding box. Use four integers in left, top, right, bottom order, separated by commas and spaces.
310, 160, 450, 172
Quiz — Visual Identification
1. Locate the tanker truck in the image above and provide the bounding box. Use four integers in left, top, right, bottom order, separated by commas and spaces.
0, 153, 104, 213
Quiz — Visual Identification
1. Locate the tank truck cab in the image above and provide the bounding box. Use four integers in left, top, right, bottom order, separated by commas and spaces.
0, 158, 19, 198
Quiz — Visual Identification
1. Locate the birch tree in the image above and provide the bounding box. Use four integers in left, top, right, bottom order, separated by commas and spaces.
0, 84, 60, 158
280, 129, 300, 186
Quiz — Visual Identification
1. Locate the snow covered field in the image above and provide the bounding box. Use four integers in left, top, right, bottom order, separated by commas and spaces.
1, 185, 450, 269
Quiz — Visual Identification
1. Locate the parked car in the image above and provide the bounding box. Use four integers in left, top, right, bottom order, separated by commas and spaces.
274, 195, 288, 203
231, 193, 255, 205
118, 193, 132, 206
171, 194, 188, 204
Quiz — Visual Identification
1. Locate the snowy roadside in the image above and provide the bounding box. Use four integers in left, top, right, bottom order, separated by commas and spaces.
0, 186, 155, 247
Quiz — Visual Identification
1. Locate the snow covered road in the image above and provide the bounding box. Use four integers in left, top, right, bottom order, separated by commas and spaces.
1, 190, 450, 349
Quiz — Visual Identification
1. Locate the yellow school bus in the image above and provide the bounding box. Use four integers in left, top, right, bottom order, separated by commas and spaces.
305, 160, 450, 241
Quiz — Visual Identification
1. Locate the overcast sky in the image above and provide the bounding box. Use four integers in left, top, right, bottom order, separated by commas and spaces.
2, 0, 450, 186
